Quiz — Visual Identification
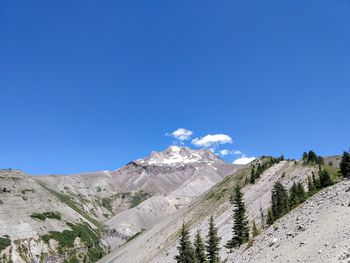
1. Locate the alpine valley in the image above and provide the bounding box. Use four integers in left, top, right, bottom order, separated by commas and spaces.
0, 146, 349, 263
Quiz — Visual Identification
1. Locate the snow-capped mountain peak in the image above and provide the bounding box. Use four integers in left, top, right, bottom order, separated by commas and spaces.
136, 146, 220, 165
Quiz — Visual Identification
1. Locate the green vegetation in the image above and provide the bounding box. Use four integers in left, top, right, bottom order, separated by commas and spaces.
250, 156, 284, 184
175, 223, 196, 263
86, 246, 105, 262
251, 220, 260, 238
42, 222, 105, 262
267, 165, 335, 226
205, 216, 221, 263
96, 187, 102, 192
302, 150, 324, 165
64, 255, 79, 263
271, 181, 289, 221
340, 151, 350, 178
194, 230, 206, 263
31, 212, 62, 221
38, 182, 104, 230
226, 185, 249, 248
101, 198, 113, 212
129, 190, 151, 208
0, 237, 11, 252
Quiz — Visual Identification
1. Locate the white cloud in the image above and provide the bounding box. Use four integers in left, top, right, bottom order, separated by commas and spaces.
192, 134, 233, 148
233, 155, 256, 165
166, 128, 193, 141
233, 150, 242, 155
219, 149, 232, 156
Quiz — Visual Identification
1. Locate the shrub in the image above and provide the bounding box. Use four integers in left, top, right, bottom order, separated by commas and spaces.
0, 237, 11, 252
31, 212, 61, 221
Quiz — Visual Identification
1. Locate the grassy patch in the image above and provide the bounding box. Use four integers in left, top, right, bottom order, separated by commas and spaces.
31, 212, 61, 221
42, 222, 99, 249
0, 237, 11, 252
38, 183, 104, 230
129, 191, 151, 208
86, 246, 105, 262
101, 198, 113, 212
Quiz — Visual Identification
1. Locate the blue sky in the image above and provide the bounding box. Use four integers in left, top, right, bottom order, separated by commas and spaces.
1, 0, 349, 174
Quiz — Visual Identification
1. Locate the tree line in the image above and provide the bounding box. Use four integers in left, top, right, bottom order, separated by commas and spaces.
175, 150, 350, 262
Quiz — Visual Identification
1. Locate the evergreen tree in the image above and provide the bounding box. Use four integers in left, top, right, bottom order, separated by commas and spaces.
226, 185, 249, 248
296, 182, 307, 202
250, 167, 256, 184
289, 182, 299, 207
206, 216, 221, 263
271, 181, 289, 220
312, 172, 320, 189
307, 150, 317, 163
251, 220, 260, 237
319, 169, 333, 188
175, 222, 197, 263
340, 151, 350, 178
307, 176, 315, 193
302, 152, 308, 161
194, 229, 207, 263
266, 208, 274, 226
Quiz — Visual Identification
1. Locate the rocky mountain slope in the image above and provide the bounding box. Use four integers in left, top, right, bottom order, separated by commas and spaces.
98, 156, 346, 263
0, 169, 107, 263
0, 146, 237, 262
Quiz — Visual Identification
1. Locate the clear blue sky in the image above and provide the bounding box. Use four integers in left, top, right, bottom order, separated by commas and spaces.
1, 0, 349, 174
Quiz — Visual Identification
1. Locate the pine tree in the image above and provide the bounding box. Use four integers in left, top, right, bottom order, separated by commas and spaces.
251, 220, 260, 237
307, 150, 317, 163
340, 151, 350, 178
319, 169, 333, 188
289, 182, 299, 207
250, 167, 256, 184
271, 181, 289, 220
307, 176, 315, 193
266, 208, 274, 226
296, 182, 306, 202
206, 216, 221, 263
312, 172, 320, 189
175, 222, 197, 263
226, 185, 249, 248
194, 229, 207, 263
302, 152, 308, 161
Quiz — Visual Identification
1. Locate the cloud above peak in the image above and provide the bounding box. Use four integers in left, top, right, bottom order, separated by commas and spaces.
233, 155, 256, 165
192, 134, 233, 148
166, 128, 193, 141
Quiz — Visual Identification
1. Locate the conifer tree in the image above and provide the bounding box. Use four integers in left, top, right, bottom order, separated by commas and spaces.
296, 182, 306, 202
175, 222, 197, 263
312, 172, 320, 189
226, 185, 249, 248
206, 216, 221, 263
250, 167, 256, 184
307, 150, 317, 163
340, 151, 350, 178
319, 169, 333, 188
194, 229, 207, 263
302, 152, 308, 161
266, 208, 274, 226
271, 181, 289, 220
289, 182, 299, 207
251, 220, 260, 237
307, 176, 315, 193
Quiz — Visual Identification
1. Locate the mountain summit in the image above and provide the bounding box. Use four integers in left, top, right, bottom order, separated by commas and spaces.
136, 145, 221, 166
